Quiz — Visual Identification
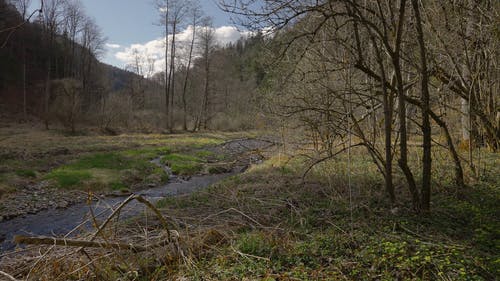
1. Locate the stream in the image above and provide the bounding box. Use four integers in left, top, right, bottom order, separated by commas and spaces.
0, 138, 272, 253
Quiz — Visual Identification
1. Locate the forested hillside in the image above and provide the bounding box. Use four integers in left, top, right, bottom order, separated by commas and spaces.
1, 0, 106, 121
0, 0, 267, 132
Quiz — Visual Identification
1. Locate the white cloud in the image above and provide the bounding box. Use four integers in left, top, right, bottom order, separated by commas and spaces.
105, 43, 121, 49
214, 26, 252, 45
112, 26, 250, 76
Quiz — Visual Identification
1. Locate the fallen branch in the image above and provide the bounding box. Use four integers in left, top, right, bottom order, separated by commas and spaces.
15, 236, 149, 253
15, 232, 175, 253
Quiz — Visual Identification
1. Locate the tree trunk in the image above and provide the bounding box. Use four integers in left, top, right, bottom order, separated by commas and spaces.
202, 44, 210, 130
390, 0, 420, 210
22, 45, 27, 121
44, 60, 51, 130
164, 7, 170, 132
412, 0, 432, 212
168, 20, 177, 131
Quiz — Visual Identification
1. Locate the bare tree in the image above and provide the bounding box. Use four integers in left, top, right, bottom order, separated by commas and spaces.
126, 48, 147, 109
62, 0, 84, 77
79, 16, 105, 108
157, 0, 187, 131
197, 17, 215, 131
219, 0, 481, 211
158, 0, 170, 130
10, 0, 32, 120
41, 0, 65, 129
181, 1, 202, 130
50, 78, 82, 133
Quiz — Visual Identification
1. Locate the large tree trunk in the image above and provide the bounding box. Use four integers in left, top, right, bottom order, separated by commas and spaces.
391, 0, 420, 210
412, 0, 432, 212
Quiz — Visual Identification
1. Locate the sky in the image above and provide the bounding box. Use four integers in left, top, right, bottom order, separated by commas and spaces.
79, 0, 248, 72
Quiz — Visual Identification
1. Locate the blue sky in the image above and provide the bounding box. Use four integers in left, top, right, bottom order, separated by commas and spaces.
79, 0, 241, 69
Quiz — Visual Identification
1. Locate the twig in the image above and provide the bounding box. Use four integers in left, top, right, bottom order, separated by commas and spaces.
230, 245, 270, 261
200, 208, 263, 228
88, 195, 170, 245
58, 252, 114, 280
0, 270, 18, 281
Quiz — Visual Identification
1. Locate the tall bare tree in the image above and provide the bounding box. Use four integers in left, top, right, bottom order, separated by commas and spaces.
181, 1, 202, 130
157, 0, 187, 131
197, 17, 215, 130
62, 0, 84, 77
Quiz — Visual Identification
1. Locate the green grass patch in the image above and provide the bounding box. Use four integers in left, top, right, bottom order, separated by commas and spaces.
161, 153, 205, 175
236, 232, 275, 257
46, 169, 92, 188
195, 150, 216, 159
46, 150, 168, 190
170, 162, 203, 175
67, 152, 130, 170
121, 147, 171, 159
162, 153, 201, 163
15, 169, 37, 178
110, 181, 128, 191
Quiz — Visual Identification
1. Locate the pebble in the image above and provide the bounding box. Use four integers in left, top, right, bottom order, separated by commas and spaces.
0, 182, 85, 221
